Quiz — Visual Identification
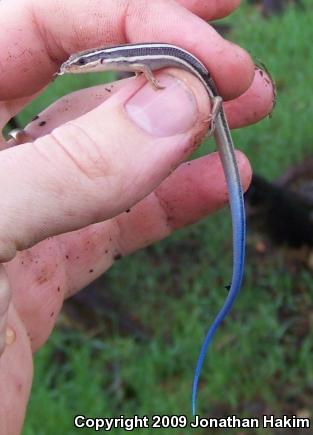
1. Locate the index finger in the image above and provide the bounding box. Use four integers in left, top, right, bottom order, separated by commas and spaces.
0, 0, 254, 101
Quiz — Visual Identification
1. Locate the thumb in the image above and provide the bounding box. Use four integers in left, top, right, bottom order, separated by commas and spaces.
0, 70, 211, 262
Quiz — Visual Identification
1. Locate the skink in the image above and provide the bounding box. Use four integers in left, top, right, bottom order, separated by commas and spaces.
59, 43, 246, 415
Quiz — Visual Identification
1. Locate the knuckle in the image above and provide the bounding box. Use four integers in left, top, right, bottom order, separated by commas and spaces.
49, 122, 113, 181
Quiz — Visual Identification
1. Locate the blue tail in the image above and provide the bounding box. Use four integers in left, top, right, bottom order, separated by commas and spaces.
191, 111, 246, 415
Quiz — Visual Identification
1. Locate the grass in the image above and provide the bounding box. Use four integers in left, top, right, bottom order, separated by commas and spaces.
20, 1, 313, 434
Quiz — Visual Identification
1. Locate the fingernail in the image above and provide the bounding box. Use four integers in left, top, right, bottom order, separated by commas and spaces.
8, 128, 33, 146
126, 74, 198, 137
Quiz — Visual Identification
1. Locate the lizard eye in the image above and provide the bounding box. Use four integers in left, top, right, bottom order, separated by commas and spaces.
77, 57, 87, 65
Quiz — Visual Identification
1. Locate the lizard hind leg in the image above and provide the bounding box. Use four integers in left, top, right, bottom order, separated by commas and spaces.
206, 96, 223, 137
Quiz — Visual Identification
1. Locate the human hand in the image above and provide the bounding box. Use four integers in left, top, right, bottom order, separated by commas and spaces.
0, 0, 274, 433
